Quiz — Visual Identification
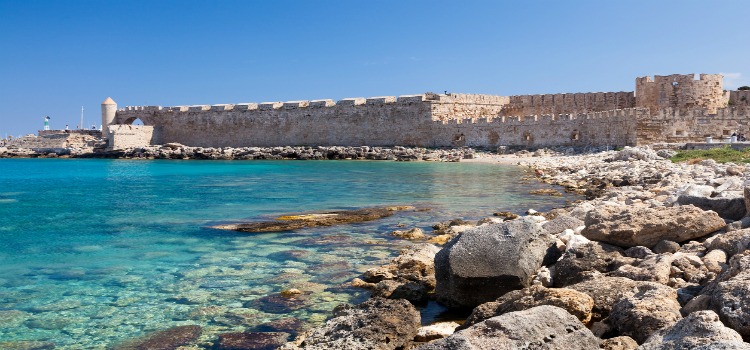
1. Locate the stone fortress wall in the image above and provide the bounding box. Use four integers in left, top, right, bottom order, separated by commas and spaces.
104, 73, 750, 150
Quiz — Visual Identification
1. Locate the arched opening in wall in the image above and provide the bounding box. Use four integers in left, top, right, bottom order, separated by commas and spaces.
123, 117, 145, 125
571, 130, 580, 141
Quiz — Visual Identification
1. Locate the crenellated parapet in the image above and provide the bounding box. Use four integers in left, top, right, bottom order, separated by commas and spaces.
636, 73, 725, 114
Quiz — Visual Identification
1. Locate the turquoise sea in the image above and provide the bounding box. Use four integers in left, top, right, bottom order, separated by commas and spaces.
0, 159, 577, 348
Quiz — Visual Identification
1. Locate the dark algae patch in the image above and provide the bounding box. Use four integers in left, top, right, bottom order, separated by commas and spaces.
208, 207, 404, 232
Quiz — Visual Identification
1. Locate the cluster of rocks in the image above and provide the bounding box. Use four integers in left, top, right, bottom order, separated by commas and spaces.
274, 145, 750, 349
0, 144, 480, 162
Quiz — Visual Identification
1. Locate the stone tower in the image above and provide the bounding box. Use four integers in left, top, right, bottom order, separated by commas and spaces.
101, 97, 117, 138
635, 74, 725, 114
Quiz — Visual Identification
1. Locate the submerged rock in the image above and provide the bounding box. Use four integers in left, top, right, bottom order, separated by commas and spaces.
216, 332, 290, 350
250, 292, 313, 313
435, 216, 555, 308
209, 208, 395, 232
114, 325, 202, 350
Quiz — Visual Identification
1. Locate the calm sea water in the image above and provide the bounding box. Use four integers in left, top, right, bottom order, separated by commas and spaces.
0, 158, 577, 348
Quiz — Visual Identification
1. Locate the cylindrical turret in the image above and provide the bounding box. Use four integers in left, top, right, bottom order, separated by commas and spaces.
101, 97, 117, 138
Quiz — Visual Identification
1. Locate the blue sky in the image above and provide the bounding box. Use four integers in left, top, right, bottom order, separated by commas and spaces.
1, 0, 748, 137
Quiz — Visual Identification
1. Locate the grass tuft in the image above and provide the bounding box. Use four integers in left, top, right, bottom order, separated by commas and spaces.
669, 146, 750, 164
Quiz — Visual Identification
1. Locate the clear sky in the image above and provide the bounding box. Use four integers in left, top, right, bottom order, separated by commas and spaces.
1, 0, 748, 137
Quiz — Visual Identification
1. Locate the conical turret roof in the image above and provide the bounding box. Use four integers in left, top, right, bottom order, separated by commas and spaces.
102, 97, 116, 105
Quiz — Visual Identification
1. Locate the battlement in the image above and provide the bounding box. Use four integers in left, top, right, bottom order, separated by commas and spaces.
437, 108, 648, 125
636, 73, 725, 114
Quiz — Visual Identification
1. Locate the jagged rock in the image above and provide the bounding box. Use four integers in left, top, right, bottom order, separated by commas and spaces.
709, 229, 750, 256
554, 242, 625, 287
414, 322, 460, 342
653, 240, 681, 254
390, 243, 440, 281
416, 306, 600, 350
604, 282, 682, 344
609, 253, 674, 285
371, 280, 428, 303
476, 217, 503, 226
567, 276, 641, 322
581, 205, 726, 248
677, 195, 746, 221
625, 246, 655, 259
362, 267, 395, 283
283, 298, 419, 350
542, 208, 569, 221
711, 270, 750, 336
216, 332, 290, 350
542, 215, 584, 235
458, 285, 594, 330
637, 310, 750, 349
601, 336, 638, 350
435, 216, 555, 307
391, 228, 424, 240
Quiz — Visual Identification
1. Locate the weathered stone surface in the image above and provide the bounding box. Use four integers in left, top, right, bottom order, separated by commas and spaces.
391, 228, 424, 240
703, 249, 728, 274
581, 205, 726, 248
709, 229, 750, 256
554, 241, 625, 287
605, 282, 682, 344
677, 195, 746, 220
216, 332, 290, 350
601, 336, 638, 350
371, 280, 428, 303
414, 322, 460, 342
115, 325, 202, 350
416, 306, 600, 350
435, 217, 555, 307
610, 253, 674, 284
252, 318, 310, 336
638, 310, 750, 350
711, 270, 750, 336
284, 298, 420, 350
209, 208, 395, 232
542, 215, 584, 235
653, 240, 680, 254
567, 276, 641, 322
459, 285, 594, 330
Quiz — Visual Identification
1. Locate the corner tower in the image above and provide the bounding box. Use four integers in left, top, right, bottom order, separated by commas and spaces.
101, 97, 117, 137
635, 74, 725, 114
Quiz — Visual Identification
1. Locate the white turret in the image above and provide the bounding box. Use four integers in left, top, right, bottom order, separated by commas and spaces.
101, 97, 117, 138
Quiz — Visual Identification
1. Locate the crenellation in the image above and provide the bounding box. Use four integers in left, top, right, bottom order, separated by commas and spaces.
259, 102, 283, 110
234, 103, 259, 111
397, 95, 425, 103
189, 105, 211, 111
366, 96, 397, 105
337, 98, 366, 106
211, 104, 234, 111
283, 100, 310, 109
310, 99, 335, 107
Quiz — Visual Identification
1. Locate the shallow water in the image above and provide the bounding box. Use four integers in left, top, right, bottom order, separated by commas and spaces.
0, 158, 577, 348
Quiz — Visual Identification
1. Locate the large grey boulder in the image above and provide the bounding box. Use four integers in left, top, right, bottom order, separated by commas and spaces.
581, 205, 726, 248
553, 241, 625, 287
281, 298, 420, 350
458, 285, 594, 330
416, 305, 600, 350
677, 195, 746, 221
435, 217, 555, 308
638, 310, 750, 350
605, 282, 682, 344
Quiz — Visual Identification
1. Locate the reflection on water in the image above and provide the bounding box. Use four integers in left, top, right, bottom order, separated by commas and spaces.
0, 158, 578, 348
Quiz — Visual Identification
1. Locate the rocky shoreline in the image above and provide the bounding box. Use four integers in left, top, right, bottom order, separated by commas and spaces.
6, 144, 750, 349
271, 145, 750, 349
